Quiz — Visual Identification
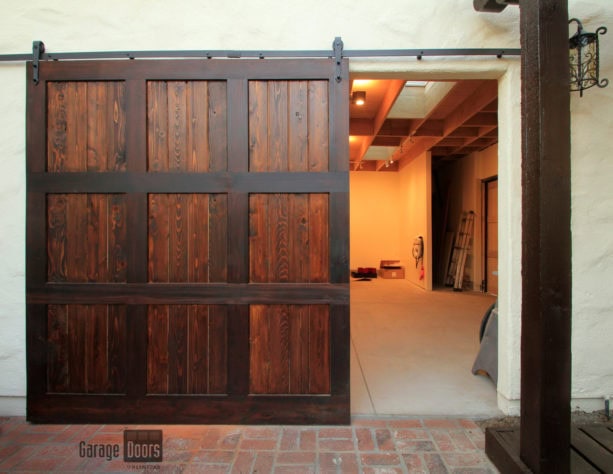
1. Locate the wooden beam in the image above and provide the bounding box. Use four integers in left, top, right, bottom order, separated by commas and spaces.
355, 80, 406, 162
412, 119, 445, 137
372, 136, 403, 147
443, 81, 498, 134
377, 118, 411, 136
462, 112, 498, 127
518, 0, 572, 472
349, 118, 374, 136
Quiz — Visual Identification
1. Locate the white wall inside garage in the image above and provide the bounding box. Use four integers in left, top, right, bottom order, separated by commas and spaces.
0, 0, 612, 416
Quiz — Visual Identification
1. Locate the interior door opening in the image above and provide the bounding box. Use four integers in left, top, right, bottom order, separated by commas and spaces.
349, 77, 500, 417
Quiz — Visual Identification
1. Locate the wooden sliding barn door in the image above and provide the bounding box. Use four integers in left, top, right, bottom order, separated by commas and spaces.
26, 58, 349, 424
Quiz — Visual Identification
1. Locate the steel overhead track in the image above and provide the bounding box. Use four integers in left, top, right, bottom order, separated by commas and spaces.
0, 39, 521, 62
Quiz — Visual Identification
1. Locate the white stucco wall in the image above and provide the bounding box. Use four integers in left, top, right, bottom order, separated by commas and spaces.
1, 0, 612, 416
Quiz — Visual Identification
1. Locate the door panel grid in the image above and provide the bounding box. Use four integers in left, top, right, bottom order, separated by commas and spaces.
27, 59, 349, 424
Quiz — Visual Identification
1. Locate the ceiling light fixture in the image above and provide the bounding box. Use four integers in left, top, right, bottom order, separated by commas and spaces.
352, 90, 366, 106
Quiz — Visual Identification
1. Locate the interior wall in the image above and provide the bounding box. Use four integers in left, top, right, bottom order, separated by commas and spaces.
439, 144, 498, 291
350, 172, 401, 270
399, 152, 432, 290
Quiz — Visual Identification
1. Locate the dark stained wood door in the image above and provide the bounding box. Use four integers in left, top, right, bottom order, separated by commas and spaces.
26, 58, 349, 424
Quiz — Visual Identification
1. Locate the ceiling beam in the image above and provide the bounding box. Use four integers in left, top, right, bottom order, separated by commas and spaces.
355, 80, 406, 163
377, 118, 412, 136
349, 118, 374, 136
372, 136, 403, 147
443, 81, 498, 135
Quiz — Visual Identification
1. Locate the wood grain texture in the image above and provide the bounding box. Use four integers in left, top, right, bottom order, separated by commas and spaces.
47, 305, 127, 394
249, 305, 330, 395
148, 194, 228, 282
47, 194, 127, 283
249, 80, 329, 172
47, 82, 126, 172
249, 194, 328, 283
147, 305, 228, 394
147, 81, 228, 172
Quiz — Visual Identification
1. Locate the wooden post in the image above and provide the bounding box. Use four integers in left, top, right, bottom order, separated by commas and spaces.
519, 0, 572, 472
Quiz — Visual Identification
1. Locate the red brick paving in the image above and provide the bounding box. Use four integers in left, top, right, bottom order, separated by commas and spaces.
0, 416, 498, 472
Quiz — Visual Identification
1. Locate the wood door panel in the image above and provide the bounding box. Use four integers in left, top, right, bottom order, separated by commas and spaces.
47, 305, 127, 394
47, 81, 126, 172
147, 305, 228, 394
147, 81, 228, 172
249, 80, 329, 172
148, 193, 228, 282
47, 194, 128, 283
249, 305, 330, 394
249, 194, 329, 283
28, 59, 349, 424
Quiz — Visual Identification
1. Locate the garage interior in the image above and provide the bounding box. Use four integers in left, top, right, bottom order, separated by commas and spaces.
348, 78, 501, 417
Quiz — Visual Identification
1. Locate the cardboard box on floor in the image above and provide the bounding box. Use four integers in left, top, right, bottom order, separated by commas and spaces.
379, 260, 405, 279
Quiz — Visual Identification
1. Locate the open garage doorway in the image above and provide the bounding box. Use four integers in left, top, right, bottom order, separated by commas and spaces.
349, 78, 501, 417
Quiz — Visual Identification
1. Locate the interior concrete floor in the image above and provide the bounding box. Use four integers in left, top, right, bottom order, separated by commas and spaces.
350, 277, 502, 418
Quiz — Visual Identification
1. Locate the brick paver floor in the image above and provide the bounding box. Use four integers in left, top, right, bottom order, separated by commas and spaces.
0, 416, 498, 473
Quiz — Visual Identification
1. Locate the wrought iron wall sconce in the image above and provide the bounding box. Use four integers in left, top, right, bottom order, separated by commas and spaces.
569, 19, 608, 97
474, 3, 609, 96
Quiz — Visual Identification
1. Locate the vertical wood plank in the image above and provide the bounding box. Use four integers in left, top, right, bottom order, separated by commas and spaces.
308, 81, 329, 172
87, 83, 108, 171
248, 81, 268, 172
268, 305, 290, 393
147, 305, 169, 394
208, 305, 228, 394
47, 194, 68, 282
329, 192, 349, 283
269, 194, 289, 282
147, 81, 169, 171
187, 305, 208, 393
126, 305, 147, 398
208, 81, 228, 171
249, 305, 269, 393
86, 194, 107, 282
107, 305, 127, 394
168, 305, 188, 394
47, 305, 69, 392
148, 194, 169, 282
109, 194, 128, 282
309, 305, 330, 394
226, 305, 249, 395
125, 80, 146, 173
188, 81, 210, 172
66, 195, 88, 282
309, 194, 329, 283
268, 81, 289, 171
87, 305, 108, 393
167, 81, 188, 172
209, 194, 228, 282
330, 304, 350, 398
65, 82, 88, 171
289, 305, 309, 394
109, 82, 127, 171
67, 305, 87, 392
289, 194, 309, 282
227, 79, 248, 173
47, 82, 65, 171
169, 194, 188, 282
289, 81, 308, 172
249, 194, 268, 283
188, 194, 210, 283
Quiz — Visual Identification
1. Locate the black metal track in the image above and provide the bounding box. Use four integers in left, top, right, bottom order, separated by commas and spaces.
0, 40, 520, 62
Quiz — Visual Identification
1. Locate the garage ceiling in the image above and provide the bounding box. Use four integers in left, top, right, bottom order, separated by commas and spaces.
349, 79, 498, 171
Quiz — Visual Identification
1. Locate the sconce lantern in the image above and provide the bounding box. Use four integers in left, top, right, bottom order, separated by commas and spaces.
569, 19, 608, 97
351, 90, 366, 106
